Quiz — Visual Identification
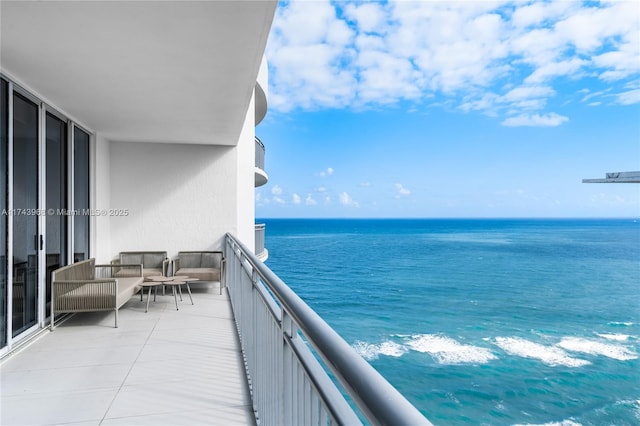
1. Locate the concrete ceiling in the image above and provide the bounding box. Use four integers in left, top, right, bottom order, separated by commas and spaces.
1, 0, 276, 145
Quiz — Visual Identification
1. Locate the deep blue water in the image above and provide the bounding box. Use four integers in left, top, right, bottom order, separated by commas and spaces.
262, 218, 640, 426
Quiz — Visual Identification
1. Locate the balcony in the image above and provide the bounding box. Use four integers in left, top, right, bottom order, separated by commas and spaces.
0, 284, 254, 424
1, 234, 432, 425
582, 171, 640, 183
255, 223, 268, 261
255, 136, 268, 187
255, 55, 268, 126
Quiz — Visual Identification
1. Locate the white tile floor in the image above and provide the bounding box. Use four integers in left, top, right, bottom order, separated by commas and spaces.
0, 285, 256, 426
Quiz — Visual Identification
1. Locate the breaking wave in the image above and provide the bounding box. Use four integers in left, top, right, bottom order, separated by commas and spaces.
512, 420, 582, 426
595, 332, 633, 342
353, 334, 497, 364
352, 340, 408, 361
405, 334, 498, 365
557, 337, 638, 361
492, 337, 590, 367
353, 332, 638, 367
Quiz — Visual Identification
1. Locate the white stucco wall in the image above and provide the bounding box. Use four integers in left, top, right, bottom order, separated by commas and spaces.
93, 133, 111, 262
99, 97, 256, 262
236, 94, 257, 249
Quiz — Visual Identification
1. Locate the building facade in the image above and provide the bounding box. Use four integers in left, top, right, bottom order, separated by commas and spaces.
0, 0, 277, 356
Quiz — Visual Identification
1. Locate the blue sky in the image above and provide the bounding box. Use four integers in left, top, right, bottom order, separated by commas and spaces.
255, 0, 640, 218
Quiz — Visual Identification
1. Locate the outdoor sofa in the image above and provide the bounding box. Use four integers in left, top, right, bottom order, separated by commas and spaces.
51, 258, 143, 329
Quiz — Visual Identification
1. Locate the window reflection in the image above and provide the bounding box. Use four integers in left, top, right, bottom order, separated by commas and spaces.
74, 128, 90, 262
12, 93, 39, 336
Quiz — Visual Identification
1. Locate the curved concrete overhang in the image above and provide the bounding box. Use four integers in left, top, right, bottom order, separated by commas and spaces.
0, 0, 277, 145
255, 167, 269, 187
255, 56, 269, 126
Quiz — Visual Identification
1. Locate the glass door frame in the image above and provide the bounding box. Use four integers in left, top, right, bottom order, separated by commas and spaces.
5, 82, 42, 346
0, 76, 93, 355
41, 105, 71, 324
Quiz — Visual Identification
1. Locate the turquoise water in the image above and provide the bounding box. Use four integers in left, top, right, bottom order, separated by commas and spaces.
262, 219, 640, 426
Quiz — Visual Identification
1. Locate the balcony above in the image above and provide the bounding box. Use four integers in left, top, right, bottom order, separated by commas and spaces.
0, 1, 277, 145
255, 56, 268, 126
255, 136, 268, 187
255, 223, 268, 261
582, 171, 640, 183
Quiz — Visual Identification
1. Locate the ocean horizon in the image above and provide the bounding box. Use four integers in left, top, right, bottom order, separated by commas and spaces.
261, 218, 640, 425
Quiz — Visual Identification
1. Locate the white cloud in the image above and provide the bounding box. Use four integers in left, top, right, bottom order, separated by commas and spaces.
267, 1, 640, 121
271, 185, 283, 195
339, 191, 360, 208
292, 193, 301, 204
511, 1, 576, 29
267, 0, 356, 111
524, 59, 588, 84
359, 181, 372, 187
501, 112, 569, 127
305, 194, 318, 206
273, 196, 285, 204
344, 2, 386, 33
316, 186, 327, 193
395, 183, 411, 197
502, 86, 556, 102
615, 89, 640, 105
595, 46, 640, 81
319, 167, 334, 177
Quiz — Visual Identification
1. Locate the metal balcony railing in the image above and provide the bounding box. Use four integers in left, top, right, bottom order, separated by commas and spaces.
225, 233, 432, 426
254, 223, 266, 259
255, 136, 265, 171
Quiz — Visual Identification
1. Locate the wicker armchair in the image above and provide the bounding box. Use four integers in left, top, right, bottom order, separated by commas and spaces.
112, 251, 169, 278
173, 251, 225, 294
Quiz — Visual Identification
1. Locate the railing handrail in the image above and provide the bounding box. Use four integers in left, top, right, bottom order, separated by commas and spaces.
226, 233, 432, 426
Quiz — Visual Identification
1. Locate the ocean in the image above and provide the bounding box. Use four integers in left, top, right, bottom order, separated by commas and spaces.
261, 218, 640, 426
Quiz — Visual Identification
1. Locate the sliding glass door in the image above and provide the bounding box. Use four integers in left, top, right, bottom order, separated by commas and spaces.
12, 92, 39, 337
45, 113, 67, 317
0, 78, 91, 351
0, 79, 8, 348
73, 127, 90, 262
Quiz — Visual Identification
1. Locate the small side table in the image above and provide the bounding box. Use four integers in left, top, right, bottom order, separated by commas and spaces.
164, 280, 190, 310
148, 275, 172, 297
171, 276, 197, 306
139, 282, 164, 313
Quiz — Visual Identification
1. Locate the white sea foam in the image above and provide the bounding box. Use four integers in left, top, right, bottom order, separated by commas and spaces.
405, 334, 497, 364
352, 340, 407, 361
493, 337, 590, 367
512, 420, 582, 426
595, 332, 633, 342
557, 337, 638, 361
